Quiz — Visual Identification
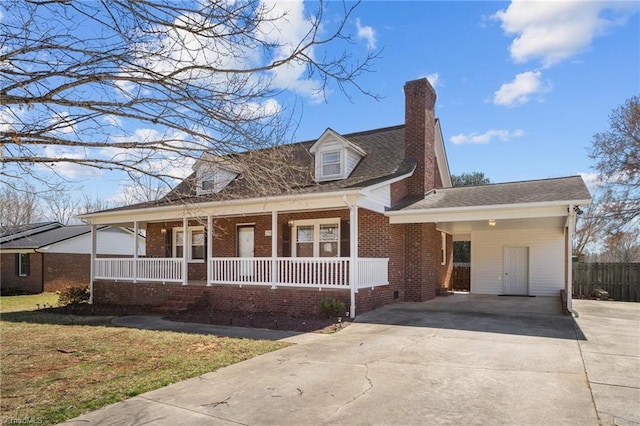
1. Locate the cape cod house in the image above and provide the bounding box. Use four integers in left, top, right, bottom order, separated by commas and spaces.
79, 79, 591, 318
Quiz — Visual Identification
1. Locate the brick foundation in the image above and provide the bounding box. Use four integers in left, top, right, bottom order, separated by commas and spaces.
93, 281, 351, 318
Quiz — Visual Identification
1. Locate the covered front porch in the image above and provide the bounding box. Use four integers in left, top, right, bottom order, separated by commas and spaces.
86, 193, 391, 317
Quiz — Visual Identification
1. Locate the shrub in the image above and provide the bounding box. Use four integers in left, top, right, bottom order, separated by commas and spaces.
318, 297, 345, 320
58, 286, 90, 306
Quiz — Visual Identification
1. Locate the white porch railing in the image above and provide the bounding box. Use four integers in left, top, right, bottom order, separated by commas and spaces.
210, 257, 388, 289
94, 258, 183, 283
94, 257, 389, 289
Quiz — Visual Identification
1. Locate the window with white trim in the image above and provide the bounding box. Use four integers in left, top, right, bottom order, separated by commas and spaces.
293, 219, 340, 257
320, 151, 341, 179
441, 232, 447, 265
173, 227, 205, 262
18, 253, 30, 276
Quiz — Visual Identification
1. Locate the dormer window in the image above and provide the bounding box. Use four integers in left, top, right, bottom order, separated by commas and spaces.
310, 128, 366, 182
321, 151, 341, 178
194, 154, 239, 195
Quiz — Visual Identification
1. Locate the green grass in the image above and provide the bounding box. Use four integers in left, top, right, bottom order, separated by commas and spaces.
0, 294, 289, 425
0, 292, 60, 313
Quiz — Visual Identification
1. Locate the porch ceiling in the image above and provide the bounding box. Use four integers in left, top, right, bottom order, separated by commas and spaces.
436, 216, 566, 234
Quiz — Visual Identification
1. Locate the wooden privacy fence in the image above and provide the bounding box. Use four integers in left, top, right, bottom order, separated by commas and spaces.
573, 262, 640, 302
452, 263, 470, 292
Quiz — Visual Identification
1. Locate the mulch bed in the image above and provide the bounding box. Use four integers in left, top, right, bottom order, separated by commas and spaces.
45, 304, 348, 333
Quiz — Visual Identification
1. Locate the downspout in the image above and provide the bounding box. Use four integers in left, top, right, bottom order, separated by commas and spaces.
343, 195, 358, 319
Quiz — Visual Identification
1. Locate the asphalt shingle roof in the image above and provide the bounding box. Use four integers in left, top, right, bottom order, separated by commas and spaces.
93, 125, 414, 214
396, 176, 591, 211
0, 223, 99, 250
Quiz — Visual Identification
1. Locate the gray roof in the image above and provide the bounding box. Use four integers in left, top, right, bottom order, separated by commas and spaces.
93, 125, 415, 214
396, 176, 591, 211
0, 223, 104, 250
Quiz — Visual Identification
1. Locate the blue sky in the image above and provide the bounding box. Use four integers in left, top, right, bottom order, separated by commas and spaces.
5, 1, 639, 206
293, 1, 639, 187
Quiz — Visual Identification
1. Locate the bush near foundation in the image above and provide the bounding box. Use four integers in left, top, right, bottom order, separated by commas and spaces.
58, 286, 90, 306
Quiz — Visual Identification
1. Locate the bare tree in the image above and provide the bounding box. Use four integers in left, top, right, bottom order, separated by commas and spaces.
0, 183, 42, 229
41, 189, 81, 225
589, 96, 640, 233
599, 232, 640, 262
573, 188, 608, 260
0, 0, 377, 195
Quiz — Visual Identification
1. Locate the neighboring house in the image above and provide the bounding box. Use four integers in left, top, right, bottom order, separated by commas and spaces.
79, 79, 591, 317
0, 222, 145, 294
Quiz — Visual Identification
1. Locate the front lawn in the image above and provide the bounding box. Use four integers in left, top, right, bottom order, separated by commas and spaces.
0, 294, 288, 425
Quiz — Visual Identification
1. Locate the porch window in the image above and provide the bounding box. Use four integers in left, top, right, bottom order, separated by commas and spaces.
293, 219, 340, 257
173, 226, 205, 262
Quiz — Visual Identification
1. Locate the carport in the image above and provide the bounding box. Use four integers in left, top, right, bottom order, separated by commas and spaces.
386, 176, 591, 312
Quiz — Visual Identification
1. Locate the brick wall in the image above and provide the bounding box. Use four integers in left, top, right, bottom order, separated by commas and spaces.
0, 252, 43, 293
93, 281, 350, 319
404, 78, 437, 197
403, 223, 451, 302
43, 253, 90, 292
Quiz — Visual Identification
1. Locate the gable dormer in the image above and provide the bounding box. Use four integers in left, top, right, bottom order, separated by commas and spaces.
193, 154, 239, 195
310, 128, 366, 182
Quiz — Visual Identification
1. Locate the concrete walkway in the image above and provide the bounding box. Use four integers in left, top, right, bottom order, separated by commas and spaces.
61, 295, 639, 425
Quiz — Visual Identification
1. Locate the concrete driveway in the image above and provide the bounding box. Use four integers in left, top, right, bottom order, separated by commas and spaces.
63, 295, 639, 426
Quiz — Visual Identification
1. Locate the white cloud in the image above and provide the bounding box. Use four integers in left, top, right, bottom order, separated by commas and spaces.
258, 0, 325, 101
49, 111, 76, 135
40, 145, 102, 179
450, 129, 524, 145
493, 70, 550, 107
426, 72, 440, 89
356, 18, 376, 50
579, 172, 602, 193
493, 1, 638, 68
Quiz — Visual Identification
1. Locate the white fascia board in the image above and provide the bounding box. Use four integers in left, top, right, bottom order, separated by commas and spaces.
361, 167, 415, 193
387, 199, 592, 224
434, 120, 452, 188
81, 189, 365, 225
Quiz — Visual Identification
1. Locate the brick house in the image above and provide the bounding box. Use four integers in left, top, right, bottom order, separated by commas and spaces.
0, 222, 144, 294
80, 78, 591, 317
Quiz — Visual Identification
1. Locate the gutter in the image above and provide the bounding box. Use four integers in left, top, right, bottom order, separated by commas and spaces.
386, 198, 593, 217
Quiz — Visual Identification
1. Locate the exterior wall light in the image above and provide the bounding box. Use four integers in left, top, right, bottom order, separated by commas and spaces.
488, 219, 496, 227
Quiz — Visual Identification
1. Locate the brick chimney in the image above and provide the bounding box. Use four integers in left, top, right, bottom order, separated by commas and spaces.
404, 78, 437, 197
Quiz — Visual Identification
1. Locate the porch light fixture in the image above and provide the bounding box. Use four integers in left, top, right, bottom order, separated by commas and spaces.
287, 219, 295, 227
488, 219, 496, 227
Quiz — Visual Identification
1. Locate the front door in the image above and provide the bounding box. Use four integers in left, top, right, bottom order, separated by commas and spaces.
504, 247, 529, 295
237, 225, 255, 277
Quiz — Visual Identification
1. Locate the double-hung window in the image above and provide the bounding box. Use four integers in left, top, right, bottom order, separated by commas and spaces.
173, 227, 205, 262
17, 253, 30, 276
321, 151, 341, 178
293, 219, 340, 257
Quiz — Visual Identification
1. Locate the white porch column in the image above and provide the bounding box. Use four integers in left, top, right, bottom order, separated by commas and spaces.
271, 210, 278, 289
349, 205, 358, 319
182, 216, 188, 286
207, 215, 213, 287
89, 224, 97, 304
133, 221, 139, 283
566, 206, 576, 312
